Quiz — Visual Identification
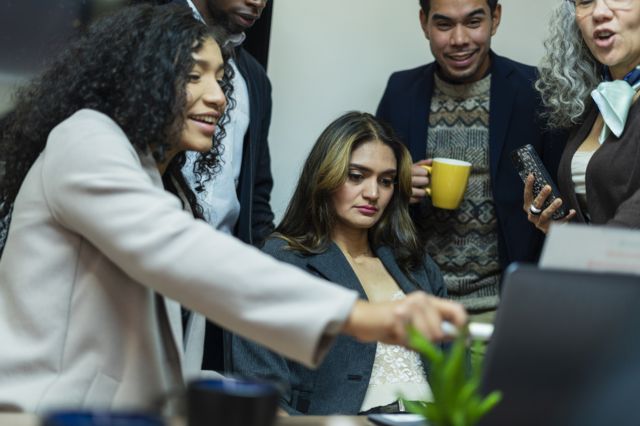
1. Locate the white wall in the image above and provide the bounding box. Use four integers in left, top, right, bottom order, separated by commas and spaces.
0, 73, 23, 116
267, 0, 558, 222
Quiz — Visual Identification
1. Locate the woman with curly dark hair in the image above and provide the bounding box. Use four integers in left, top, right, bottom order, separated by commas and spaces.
0, 4, 466, 414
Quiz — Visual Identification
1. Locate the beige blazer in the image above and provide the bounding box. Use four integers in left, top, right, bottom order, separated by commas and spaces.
0, 110, 357, 414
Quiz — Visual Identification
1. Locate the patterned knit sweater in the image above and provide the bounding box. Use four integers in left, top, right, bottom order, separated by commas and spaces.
421, 73, 500, 312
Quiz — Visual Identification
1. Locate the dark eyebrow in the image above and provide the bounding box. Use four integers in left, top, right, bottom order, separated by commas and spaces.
350, 163, 397, 175
193, 59, 209, 67
466, 9, 486, 18
431, 8, 486, 21
192, 58, 225, 75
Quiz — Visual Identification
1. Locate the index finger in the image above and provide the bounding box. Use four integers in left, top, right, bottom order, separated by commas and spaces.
412, 163, 429, 177
428, 297, 467, 328
523, 174, 535, 205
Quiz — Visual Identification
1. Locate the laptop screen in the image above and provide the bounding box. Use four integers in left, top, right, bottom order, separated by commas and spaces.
479, 263, 640, 426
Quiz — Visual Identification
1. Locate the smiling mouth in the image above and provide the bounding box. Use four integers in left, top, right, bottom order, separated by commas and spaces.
189, 114, 217, 125
447, 51, 475, 61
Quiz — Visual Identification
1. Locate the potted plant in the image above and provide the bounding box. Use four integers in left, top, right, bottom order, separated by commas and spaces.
404, 326, 502, 426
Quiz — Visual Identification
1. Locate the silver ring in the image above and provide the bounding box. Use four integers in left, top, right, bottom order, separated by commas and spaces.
529, 204, 542, 216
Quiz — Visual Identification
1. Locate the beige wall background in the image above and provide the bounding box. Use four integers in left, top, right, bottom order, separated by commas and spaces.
0, 0, 560, 223
267, 0, 559, 222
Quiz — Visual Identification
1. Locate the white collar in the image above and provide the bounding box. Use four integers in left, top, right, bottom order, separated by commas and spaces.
183, 0, 246, 48
184, 0, 205, 23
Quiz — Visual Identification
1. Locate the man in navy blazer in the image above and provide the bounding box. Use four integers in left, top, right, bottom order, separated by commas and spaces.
377, 0, 565, 321
168, 0, 275, 372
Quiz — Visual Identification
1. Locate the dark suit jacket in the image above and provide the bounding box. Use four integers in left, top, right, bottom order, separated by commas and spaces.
376, 52, 566, 270
233, 47, 275, 246
230, 238, 446, 415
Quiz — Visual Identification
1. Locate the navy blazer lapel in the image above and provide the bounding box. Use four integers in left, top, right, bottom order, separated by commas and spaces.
233, 48, 257, 145
489, 53, 517, 183
409, 64, 436, 162
375, 246, 420, 295
234, 49, 255, 172
307, 243, 368, 300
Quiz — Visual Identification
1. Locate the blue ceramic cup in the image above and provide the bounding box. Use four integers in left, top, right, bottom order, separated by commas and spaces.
187, 378, 279, 426
42, 411, 164, 426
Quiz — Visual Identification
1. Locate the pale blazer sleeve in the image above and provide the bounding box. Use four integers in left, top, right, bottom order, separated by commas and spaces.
41, 110, 357, 367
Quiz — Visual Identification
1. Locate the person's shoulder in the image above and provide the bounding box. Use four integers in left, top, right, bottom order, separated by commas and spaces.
262, 236, 287, 253
387, 62, 435, 85
59, 108, 120, 129
236, 48, 268, 77
493, 53, 538, 79
49, 109, 129, 150
262, 236, 308, 264
235, 48, 271, 96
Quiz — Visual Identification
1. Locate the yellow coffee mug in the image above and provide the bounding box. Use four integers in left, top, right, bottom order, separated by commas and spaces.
421, 158, 472, 210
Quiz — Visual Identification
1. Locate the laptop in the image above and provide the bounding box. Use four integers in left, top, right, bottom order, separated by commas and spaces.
479, 263, 640, 426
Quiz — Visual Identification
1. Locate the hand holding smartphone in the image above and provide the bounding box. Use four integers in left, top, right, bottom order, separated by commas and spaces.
511, 144, 568, 220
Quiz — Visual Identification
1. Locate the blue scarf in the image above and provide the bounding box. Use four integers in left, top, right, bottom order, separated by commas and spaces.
591, 65, 640, 144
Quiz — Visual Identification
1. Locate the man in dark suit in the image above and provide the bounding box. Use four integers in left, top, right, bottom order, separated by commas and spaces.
376, 0, 564, 324
170, 0, 274, 372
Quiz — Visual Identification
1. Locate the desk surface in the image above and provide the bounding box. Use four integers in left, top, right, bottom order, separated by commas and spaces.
0, 413, 372, 426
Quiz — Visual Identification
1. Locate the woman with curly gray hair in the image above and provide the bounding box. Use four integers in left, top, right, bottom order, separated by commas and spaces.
525, 0, 640, 231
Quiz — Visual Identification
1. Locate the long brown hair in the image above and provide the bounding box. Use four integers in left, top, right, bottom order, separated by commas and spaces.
274, 111, 425, 272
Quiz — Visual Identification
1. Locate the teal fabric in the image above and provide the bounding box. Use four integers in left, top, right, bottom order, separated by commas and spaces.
591, 65, 640, 144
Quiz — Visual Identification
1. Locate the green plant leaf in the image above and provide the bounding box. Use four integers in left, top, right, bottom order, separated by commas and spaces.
424, 402, 445, 426
402, 324, 501, 426
477, 391, 503, 416
408, 326, 444, 365
455, 379, 479, 411
403, 399, 427, 413
407, 326, 446, 409
467, 391, 502, 425
440, 329, 468, 417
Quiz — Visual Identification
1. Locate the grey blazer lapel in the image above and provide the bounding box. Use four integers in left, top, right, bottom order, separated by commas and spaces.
375, 246, 420, 295
307, 243, 368, 300
307, 244, 422, 300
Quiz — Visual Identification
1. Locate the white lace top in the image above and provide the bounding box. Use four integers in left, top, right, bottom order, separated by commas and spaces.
359, 291, 433, 411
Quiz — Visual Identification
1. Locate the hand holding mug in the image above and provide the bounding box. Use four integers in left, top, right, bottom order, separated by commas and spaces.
420, 158, 472, 210
410, 159, 433, 204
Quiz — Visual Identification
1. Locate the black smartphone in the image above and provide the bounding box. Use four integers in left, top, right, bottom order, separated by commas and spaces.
511, 144, 568, 220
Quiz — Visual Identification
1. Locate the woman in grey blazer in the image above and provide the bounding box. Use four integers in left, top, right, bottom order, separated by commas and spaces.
0, 7, 466, 414
231, 112, 447, 415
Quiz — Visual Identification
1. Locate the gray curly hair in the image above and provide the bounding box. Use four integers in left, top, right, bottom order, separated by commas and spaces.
535, 1, 600, 129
